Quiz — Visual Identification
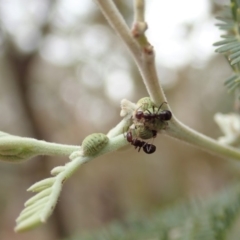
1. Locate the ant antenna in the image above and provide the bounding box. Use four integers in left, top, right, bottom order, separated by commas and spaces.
156, 102, 168, 113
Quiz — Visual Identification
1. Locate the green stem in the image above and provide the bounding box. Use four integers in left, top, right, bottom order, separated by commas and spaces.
0, 136, 80, 162
166, 116, 240, 160
134, 0, 145, 22
30, 140, 80, 156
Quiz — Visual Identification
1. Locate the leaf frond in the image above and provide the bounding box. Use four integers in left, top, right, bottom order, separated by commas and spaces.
68, 183, 240, 240
14, 153, 86, 232
14, 134, 128, 232
224, 74, 240, 94
214, 0, 240, 94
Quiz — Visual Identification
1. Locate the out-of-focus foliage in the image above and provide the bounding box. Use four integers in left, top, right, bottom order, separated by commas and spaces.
0, 0, 238, 240
214, 0, 240, 95
67, 183, 240, 240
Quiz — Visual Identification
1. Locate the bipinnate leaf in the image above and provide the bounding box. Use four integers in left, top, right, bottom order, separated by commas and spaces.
15, 134, 127, 232
214, 1, 240, 95
15, 153, 87, 232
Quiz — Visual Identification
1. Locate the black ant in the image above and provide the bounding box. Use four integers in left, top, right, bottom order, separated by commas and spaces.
135, 102, 172, 122
151, 129, 157, 138
126, 131, 156, 154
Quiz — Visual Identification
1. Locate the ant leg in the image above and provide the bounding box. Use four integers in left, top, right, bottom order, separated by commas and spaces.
134, 140, 141, 152
146, 109, 152, 114
142, 141, 147, 150
152, 130, 157, 138
156, 102, 168, 114
149, 131, 156, 146
138, 140, 146, 152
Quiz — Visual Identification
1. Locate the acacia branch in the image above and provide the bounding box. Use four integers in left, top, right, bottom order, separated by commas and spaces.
95, 0, 166, 105
95, 0, 240, 161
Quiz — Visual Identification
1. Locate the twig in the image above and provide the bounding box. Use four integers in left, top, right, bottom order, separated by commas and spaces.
95, 0, 166, 105
0, 134, 79, 162
167, 118, 240, 160
95, 0, 240, 161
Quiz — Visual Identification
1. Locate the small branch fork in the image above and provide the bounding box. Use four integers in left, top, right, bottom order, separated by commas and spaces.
95, 0, 240, 161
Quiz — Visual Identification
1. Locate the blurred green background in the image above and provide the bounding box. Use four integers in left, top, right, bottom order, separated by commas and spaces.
0, 0, 239, 239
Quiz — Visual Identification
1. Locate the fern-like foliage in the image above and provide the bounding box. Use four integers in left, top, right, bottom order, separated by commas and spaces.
214, 0, 240, 94
15, 153, 87, 232
67, 183, 240, 240
14, 134, 127, 232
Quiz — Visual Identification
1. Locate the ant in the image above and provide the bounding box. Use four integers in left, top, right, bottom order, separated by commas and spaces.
135, 102, 172, 122
151, 129, 157, 138
126, 131, 156, 154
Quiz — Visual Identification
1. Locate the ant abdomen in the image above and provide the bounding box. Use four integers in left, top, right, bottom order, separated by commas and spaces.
158, 110, 172, 121
143, 144, 156, 154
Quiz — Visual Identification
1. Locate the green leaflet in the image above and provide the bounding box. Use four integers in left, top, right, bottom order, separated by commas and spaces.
214, 0, 240, 94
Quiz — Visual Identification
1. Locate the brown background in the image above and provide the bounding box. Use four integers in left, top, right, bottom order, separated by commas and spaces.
0, 0, 238, 239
